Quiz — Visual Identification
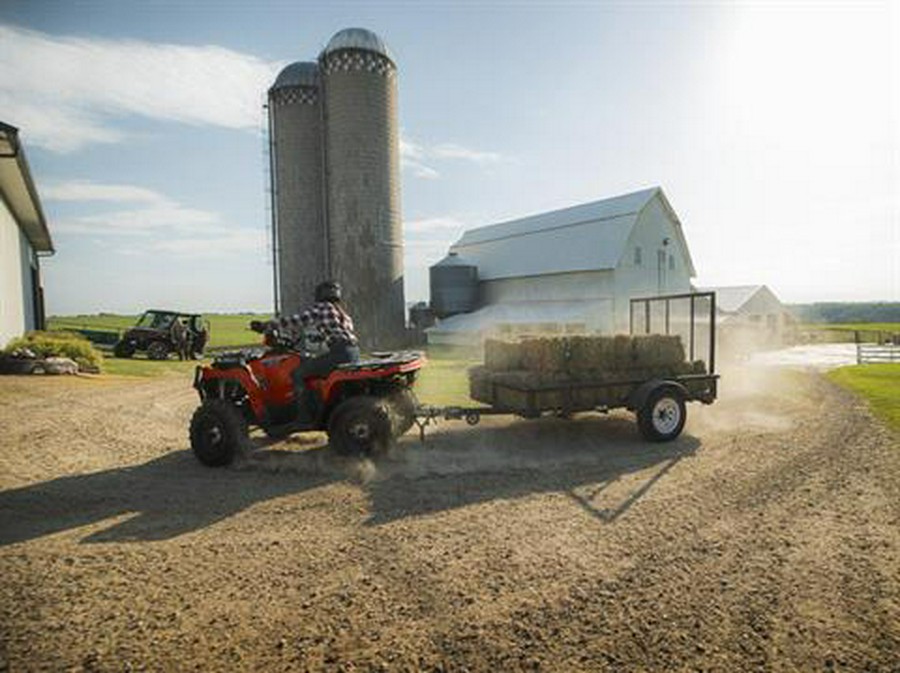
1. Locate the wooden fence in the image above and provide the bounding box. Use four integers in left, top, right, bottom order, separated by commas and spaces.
857, 343, 900, 364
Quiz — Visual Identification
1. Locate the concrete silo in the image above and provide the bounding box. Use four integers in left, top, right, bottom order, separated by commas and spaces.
320, 28, 405, 349
268, 62, 326, 315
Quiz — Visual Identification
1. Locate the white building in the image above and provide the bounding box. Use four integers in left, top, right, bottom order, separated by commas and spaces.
427, 187, 695, 345
0, 122, 53, 348
700, 285, 794, 342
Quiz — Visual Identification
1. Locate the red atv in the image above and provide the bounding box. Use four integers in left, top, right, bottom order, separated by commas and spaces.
189, 323, 424, 466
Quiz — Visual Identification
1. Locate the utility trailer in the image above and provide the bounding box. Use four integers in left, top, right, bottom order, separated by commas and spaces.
413, 291, 719, 443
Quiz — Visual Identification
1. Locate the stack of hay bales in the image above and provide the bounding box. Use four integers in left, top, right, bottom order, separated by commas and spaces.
470, 334, 705, 412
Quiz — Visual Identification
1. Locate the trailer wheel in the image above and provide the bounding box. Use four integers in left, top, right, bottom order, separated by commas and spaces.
190, 399, 248, 467
328, 396, 392, 458
637, 387, 686, 442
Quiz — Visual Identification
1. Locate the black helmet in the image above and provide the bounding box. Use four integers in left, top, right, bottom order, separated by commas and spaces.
314, 280, 342, 303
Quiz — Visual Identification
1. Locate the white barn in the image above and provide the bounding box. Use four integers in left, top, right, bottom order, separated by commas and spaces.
427, 187, 695, 345
0, 123, 53, 348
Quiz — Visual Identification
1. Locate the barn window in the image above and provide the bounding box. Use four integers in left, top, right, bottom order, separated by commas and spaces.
668, 254, 675, 270
634, 246, 642, 265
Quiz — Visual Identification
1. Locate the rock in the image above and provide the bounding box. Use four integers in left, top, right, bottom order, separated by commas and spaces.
42, 357, 79, 375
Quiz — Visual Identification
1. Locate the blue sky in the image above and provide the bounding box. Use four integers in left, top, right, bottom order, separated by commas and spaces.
1, 0, 897, 315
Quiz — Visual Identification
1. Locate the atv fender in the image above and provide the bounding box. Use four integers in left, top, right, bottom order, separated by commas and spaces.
627, 379, 689, 413
194, 364, 266, 419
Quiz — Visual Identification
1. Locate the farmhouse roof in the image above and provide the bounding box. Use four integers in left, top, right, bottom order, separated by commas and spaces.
450, 187, 693, 280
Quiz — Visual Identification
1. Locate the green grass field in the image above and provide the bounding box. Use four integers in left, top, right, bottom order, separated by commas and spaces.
827, 364, 900, 432
414, 347, 481, 407
48, 313, 272, 350
816, 323, 900, 334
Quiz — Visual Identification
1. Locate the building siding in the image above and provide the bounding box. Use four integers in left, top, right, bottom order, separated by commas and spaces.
0, 197, 35, 347
612, 196, 693, 330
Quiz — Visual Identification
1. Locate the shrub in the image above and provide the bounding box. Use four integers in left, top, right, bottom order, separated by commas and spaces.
3, 330, 104, 372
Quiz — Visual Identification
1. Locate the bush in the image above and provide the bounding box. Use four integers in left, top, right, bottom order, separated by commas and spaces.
4, 331, 104, 372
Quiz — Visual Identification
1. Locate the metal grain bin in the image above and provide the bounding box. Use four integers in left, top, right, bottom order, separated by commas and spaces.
430, 252, 479, 318
268, 62, 326, 315
320, 28, 405, 348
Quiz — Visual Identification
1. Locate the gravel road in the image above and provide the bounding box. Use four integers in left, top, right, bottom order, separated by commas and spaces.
0, 366, 897, 671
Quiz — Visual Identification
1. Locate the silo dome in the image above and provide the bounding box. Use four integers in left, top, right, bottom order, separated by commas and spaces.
267, 60, 326, 315
271, 61, 319, 90
323, 28, 394, 63
430, 252, 479, 318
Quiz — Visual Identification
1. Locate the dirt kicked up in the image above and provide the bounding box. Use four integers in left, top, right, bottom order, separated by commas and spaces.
0, 366, 898, 672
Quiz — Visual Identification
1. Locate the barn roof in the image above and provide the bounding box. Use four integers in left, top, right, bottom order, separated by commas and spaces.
449, 186, 694, 280
698, 285, 765, 313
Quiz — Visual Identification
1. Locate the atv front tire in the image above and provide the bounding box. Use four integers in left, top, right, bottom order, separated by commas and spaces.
190, 399, 248, 467
328, 396, 392, 458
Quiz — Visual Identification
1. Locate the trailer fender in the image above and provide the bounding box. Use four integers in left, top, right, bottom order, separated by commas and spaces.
627, 379, 688, 413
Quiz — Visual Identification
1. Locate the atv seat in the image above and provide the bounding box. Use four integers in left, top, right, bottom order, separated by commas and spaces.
335, 351, 423, 371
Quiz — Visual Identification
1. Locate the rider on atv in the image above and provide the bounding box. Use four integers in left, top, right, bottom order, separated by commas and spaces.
253, 281, 360, 418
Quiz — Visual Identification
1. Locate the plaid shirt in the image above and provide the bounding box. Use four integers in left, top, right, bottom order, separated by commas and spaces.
277, 301, 357, 348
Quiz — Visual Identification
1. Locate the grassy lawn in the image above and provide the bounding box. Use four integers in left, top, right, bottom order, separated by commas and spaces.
827, 364, 900, 432
101, 357, 203, 378
812, 323, 900, 334
49, 313, 271, 349
414, 347, 481, 407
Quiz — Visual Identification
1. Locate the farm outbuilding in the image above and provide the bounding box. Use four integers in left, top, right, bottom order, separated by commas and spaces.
0, 122, 53, 348
699, 284, 795, 346
426, 187, 695, 345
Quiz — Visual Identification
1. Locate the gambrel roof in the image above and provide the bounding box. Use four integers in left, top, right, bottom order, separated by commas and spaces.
449, 187, 694, 280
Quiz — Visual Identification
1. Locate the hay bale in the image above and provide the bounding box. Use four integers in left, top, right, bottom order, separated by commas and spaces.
484, 339, 522, 371
468, 365, 493, 402
568, 335, 615, 370
520, 338, 569, 373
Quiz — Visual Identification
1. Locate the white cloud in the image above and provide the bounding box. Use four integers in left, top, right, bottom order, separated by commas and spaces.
0, 24, 282, 152
400, 133, 504, 179
405, 216, 467, 235
431, 143, 502, 164
51, 179, 265, 257
42, 180, 168, 204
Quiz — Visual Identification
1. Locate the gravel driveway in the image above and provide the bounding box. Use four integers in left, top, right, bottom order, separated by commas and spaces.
0, 366, 897, 671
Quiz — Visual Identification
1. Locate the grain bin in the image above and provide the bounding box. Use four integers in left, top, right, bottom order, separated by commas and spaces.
320, 28, 405, 348
268, 61, 326, 314
430, 252, 479, 318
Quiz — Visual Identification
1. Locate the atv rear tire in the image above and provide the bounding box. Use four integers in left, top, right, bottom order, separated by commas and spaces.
147, 341, 169, 361
114, 341, 135, 358
190, 399, 248, 467
328, 396, 392, 458
637, 387, 686, 442
387, 389, 417, 438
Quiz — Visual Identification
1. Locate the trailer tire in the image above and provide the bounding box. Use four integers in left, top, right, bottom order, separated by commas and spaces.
190, 399, 248, 467
328, 396, 392, 458
637, 387, 686, 442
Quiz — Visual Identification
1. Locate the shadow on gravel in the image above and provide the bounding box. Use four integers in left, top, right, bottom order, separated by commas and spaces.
0, 447, 337, 546
364, 414, 700, 525
0, 414, 699, 545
